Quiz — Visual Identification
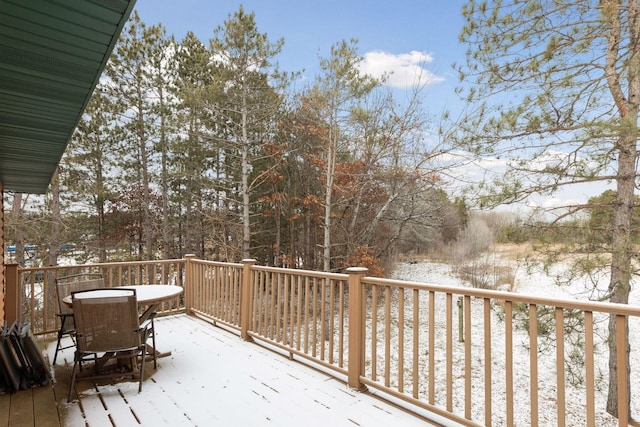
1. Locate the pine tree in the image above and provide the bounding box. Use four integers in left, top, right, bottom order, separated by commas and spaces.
207, 6, 286, 259
456, 1, 640, 418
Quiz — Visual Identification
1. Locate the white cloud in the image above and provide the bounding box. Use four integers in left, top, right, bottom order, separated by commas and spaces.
359, 50, 444, 89
432, 148, 614, 217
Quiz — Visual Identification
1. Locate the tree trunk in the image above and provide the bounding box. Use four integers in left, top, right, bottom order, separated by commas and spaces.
10, 193, 25, 266
274, 196, 281, 266
96, 157, 107, 263
241, 82, 251, 260
606, 130, 635, 419
196, 193, 204, 258
44, 170, 62, 321
135, 83, 154, 260
322, 124, 338, 339
323, 124, 336, 273
159, 85, 172, 261
304, 207, 313, 270
603, 2, 639, 418
46, 170, 61, 268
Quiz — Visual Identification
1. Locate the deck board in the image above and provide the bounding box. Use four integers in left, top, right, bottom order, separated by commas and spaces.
0, 333, 61, 427
1, 314, 439, 427
7, 386, 35, 426
32, 385, 60, 427
0, 387, 9, 426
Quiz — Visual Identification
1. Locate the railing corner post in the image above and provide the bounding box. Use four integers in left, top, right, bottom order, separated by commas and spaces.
4, 263, 20, 325
347, 266, 368, 391
184, 254, 196, 314
240, 258, 256, 341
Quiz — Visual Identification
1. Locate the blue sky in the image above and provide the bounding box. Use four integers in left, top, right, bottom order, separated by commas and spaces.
133, 0, 468, 116
131, 1, 613, 212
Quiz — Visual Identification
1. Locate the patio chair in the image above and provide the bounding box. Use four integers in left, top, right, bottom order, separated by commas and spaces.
53, 273, 104, 364
67, 288, 151, 402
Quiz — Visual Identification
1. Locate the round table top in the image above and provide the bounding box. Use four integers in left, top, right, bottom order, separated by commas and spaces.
63, 284, 183, 306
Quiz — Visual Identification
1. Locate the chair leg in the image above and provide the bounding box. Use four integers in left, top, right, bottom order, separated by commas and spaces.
142, 315, 157, 369
68, 358, 79, 402
138, 345, 146, 393
53, 329, 64, 365
150, 318, 157, 369
53, 316, 70, 365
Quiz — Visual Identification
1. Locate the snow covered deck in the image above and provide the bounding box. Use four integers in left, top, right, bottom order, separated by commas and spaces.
3, 314, 440, 427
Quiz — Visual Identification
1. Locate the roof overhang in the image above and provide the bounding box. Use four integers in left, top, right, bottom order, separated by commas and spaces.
0, 0, 136, 194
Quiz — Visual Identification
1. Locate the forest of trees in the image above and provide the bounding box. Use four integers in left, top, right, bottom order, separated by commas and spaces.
3, 8, 466, 275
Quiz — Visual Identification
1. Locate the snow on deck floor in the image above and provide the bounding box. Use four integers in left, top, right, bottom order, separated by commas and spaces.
50, 314, 440, 427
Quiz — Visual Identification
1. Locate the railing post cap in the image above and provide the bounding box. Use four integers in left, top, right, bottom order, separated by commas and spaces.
184, 254, 196, 259
346, 267, 368, 274
242, 258, 257, 264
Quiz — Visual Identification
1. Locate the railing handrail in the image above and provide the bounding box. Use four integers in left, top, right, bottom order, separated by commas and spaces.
189, 258, 243, 268
18, 258, 185, 273
250, 263, 349, 281
365, 275, 640, 317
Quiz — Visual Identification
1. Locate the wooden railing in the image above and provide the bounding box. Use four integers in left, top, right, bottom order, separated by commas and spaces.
184, 255, 244, 331
7, 259, 186, 335
185, 258, 639, 426
248, 262, 350, 375
6, 256, 639, 426
357, 276, 640, 427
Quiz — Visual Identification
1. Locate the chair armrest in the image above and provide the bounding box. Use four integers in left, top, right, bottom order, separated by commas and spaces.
140, 312, 156, 330
140, 321, 152, 331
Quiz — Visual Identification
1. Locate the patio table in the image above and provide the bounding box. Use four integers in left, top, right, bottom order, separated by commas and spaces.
63, 285, 183, 358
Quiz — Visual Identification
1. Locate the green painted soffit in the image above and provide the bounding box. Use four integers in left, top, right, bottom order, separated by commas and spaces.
0, 0, 136, 194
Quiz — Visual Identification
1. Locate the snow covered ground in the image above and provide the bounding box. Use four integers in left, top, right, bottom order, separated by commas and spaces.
389, 256, 640, 426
